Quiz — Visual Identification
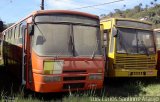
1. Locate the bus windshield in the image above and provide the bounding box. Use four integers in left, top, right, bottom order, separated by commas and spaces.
116, 28, 155, 54
32, 15, 101, 56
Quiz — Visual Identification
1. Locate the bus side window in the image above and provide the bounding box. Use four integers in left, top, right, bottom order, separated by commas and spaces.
4, 32, 6, 41
4, 34, 6, 41
11, 29, 13, 44
19, 22, 26, 44
9, 30, 11, 42
14, 26, 16, 44
7, 30, 9, 42
12, 27, 15, 44
15, 26, 17, 44
7, 31, 9, 41
6, 31, 8, 41
3, 32, 5, 41
15, 24, 20, 45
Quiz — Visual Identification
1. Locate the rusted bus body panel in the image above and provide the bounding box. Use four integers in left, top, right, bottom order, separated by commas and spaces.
30, 51, 104, 93
32, 74, 103, 93
3, 41, 22, 79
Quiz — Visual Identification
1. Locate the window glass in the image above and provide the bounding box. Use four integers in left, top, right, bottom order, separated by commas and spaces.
116, 20, 152, 29
35, 14, 99, 26
33, 24, 72, 56
116, 28, 155, 54
73, 25, 100, 56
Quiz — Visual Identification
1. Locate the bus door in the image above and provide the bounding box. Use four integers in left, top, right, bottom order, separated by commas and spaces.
21, 24, 27, 85
22, 23, 32, 88
101, 24, 110, 76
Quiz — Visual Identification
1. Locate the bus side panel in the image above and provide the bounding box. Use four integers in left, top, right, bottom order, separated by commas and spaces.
28, 51, 104, 93
3, 41, 22, 82
101, 20, 115, 77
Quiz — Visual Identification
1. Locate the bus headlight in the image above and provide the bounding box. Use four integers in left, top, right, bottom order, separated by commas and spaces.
89, 74, 102, 80
43, 60, 63, 74
43, 76, 61, 82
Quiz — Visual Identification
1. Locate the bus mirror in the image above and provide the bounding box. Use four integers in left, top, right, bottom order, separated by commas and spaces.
112, 28, 117, 37
28, 25, 34, 35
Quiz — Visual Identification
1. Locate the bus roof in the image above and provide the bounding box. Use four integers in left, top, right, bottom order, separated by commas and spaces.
3, 10, 99, 33
101, 17, 152, 25
31, 10, 99, 19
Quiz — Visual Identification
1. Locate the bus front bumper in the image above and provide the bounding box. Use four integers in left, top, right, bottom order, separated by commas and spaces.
108, 69, 157, 77
30, 73, 103, 93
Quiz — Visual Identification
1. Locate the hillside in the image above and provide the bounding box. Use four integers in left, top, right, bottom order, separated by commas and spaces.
102, 2, 160, 28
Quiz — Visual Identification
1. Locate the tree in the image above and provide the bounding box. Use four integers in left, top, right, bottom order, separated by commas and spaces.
0, 20, 3, 32
150, 1, 154, 6
154, 0, 157, 5
139, 3, 143, 11
114, 9, 121, 14
155, 8, 160, 16
154, 0, 159, 8
147, 11, 156, 17
139, 3, 142, 7
151, 16, 160, 24
109, 12, 113, 17
100, 14, 106, 18
145, 4, 149, 11
123, 5, 126, 10
134, 5, 141, 12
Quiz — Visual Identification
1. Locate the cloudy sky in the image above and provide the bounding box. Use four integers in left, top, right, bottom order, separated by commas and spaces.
0, 0, 159, 23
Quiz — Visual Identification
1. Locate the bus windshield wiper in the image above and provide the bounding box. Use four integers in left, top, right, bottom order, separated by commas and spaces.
140, 41, 149, 56
117, 30, 128, 54
70, 35, 75, 56
91, 40, 99, 59
33, 21, 46, 41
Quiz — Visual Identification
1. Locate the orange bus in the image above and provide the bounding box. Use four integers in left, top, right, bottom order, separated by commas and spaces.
2, 10, 104, 93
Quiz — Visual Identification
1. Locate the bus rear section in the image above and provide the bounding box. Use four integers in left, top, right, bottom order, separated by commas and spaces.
24, 10, 104, 93
101, 18, 157, 77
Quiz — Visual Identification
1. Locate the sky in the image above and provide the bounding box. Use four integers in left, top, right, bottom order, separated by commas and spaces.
0, 0, 160, 23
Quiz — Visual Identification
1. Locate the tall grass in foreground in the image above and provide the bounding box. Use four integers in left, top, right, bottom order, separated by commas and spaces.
2, 80, 160, 102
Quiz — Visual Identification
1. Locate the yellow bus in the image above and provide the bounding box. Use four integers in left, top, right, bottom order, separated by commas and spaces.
100, 18, 157, 77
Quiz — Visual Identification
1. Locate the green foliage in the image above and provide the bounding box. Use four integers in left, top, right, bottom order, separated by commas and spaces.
3, 23, 14, 30
104, 3, 160, 28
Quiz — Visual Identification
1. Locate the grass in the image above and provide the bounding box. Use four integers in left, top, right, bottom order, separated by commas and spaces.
0, 61, 160, 102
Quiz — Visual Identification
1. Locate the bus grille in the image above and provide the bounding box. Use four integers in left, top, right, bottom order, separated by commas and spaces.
63, 83, 85, 89
63, 70, 86, 73
115, 55, 156, 69
63, 76, 86, 81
